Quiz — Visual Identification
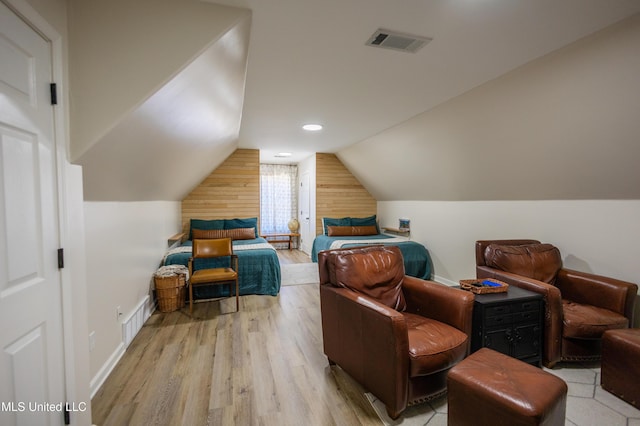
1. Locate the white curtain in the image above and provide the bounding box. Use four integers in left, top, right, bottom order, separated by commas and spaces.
260, 164, 298, 235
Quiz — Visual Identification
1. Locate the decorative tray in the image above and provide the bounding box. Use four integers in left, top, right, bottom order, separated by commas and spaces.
460, 278, 508, 294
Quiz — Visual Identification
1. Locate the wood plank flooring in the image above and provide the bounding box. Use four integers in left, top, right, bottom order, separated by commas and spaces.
276, 248, 312, 264
91, 251, 382, 425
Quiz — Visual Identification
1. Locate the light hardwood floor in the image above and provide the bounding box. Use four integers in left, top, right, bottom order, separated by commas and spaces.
276, 248, 312, 264
91, 250, 382, 425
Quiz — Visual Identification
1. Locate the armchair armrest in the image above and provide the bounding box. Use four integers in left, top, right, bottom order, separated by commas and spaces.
477, 265, 563, 367
402, 276, 474, 337
319, 285, 409, 414
556, 269, 638, 322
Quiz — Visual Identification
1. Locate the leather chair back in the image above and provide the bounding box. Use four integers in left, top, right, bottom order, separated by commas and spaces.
475, 239, 540, 267
319, 245, 406, 310
192, 238, 233, 259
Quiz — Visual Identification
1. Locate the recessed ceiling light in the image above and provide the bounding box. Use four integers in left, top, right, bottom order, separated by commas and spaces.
302, 124, 323, 131
275, 152, 292, 157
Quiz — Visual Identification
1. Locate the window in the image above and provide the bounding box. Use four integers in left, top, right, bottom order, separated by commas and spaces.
260, 164, 298, 234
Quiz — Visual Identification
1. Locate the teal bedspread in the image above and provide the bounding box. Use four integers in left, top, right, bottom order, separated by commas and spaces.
311, 234, 432, 280
164, 237, 281, 298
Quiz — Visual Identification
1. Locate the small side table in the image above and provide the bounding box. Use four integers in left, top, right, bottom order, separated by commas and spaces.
381, 227, 410, 238
260, 233, 300, 250
470, 285, 543, 366
168, 232, 185, 247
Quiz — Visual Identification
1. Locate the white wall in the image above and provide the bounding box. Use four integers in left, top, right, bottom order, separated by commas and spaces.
84, 201, 181, 390
378, 200, 640, 325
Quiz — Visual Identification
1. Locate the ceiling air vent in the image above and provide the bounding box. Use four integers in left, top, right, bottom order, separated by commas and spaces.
365, 28, 432, 53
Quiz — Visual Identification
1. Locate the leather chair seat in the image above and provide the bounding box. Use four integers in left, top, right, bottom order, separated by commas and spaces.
404, 312, 468, 377
191, 267, 237, 284
562, 300, 628, 339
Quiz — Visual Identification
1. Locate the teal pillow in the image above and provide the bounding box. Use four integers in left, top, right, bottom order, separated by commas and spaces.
189, 218, 224, 240
350, 214, 377, 226
225, 217, 259, 237
323, 217, 351, 235
350, 215, 379, 233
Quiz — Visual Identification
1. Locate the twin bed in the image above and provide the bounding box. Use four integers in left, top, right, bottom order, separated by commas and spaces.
311, 215, 433, 280
163, 218, 281, 299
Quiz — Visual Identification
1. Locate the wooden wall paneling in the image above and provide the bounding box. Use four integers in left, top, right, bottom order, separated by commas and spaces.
315, 153, 376, 235
181, 149, 260, 235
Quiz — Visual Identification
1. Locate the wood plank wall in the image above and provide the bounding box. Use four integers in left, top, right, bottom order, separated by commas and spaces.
315, 153, 377, 235
181, 149, 260, 235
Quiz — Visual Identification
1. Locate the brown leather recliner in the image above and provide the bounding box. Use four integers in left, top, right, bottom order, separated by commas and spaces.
319, 245, 475, 420
476, 239, 638, 368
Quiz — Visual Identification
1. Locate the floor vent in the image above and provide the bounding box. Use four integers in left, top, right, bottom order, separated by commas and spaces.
365, 28, 432, 53
122, 295, 152, 348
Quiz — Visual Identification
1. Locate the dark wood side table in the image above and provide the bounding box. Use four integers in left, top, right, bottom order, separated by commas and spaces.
470, 285, 543, 366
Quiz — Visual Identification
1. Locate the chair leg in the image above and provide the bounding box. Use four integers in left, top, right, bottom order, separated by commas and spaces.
386, 406, 402, 421
189, 281, 193, 314
235, 279, 239, 311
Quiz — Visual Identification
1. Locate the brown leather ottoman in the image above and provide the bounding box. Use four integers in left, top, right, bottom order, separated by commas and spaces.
601, 328, 640, 409
448, 348, 567, 426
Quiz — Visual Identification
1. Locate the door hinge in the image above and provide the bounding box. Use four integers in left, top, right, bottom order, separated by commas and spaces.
58, 248, 64, 269
63, 402, 70, 424
50, 83, 58, 105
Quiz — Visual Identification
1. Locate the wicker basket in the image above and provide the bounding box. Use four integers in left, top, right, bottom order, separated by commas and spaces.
154, 274, 186, 313
460, 278, 508, 294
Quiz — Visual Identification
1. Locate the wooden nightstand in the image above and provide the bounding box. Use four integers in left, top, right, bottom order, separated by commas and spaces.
381, 227, 410, 238
168, 233, 185, 247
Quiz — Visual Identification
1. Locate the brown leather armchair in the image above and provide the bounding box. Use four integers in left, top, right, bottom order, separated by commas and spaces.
319, 245, 474, 419
476, 239, 638, 368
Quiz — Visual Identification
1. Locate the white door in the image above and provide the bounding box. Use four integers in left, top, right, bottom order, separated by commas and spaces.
0, 2, 66, 425
299, 171, 311, 253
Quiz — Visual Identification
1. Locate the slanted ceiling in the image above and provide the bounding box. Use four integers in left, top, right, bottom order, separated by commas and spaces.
339, 14, 640, 202
70, 0, 251, 201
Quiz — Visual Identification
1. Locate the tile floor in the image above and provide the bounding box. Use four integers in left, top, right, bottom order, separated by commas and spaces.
368, 361, 640, 426
280, 262, 320, 286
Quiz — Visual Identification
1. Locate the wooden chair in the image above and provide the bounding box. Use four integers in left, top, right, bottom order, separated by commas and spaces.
188, 238, 239, 313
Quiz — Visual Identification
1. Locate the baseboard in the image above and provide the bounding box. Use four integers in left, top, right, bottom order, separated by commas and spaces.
299, 243, 312, 256
90, 295, 154, 399
433, 275, 458, 287
89, 342, 125, 399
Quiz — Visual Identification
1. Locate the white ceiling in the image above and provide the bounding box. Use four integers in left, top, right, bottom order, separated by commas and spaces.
208, 0, 640, 165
